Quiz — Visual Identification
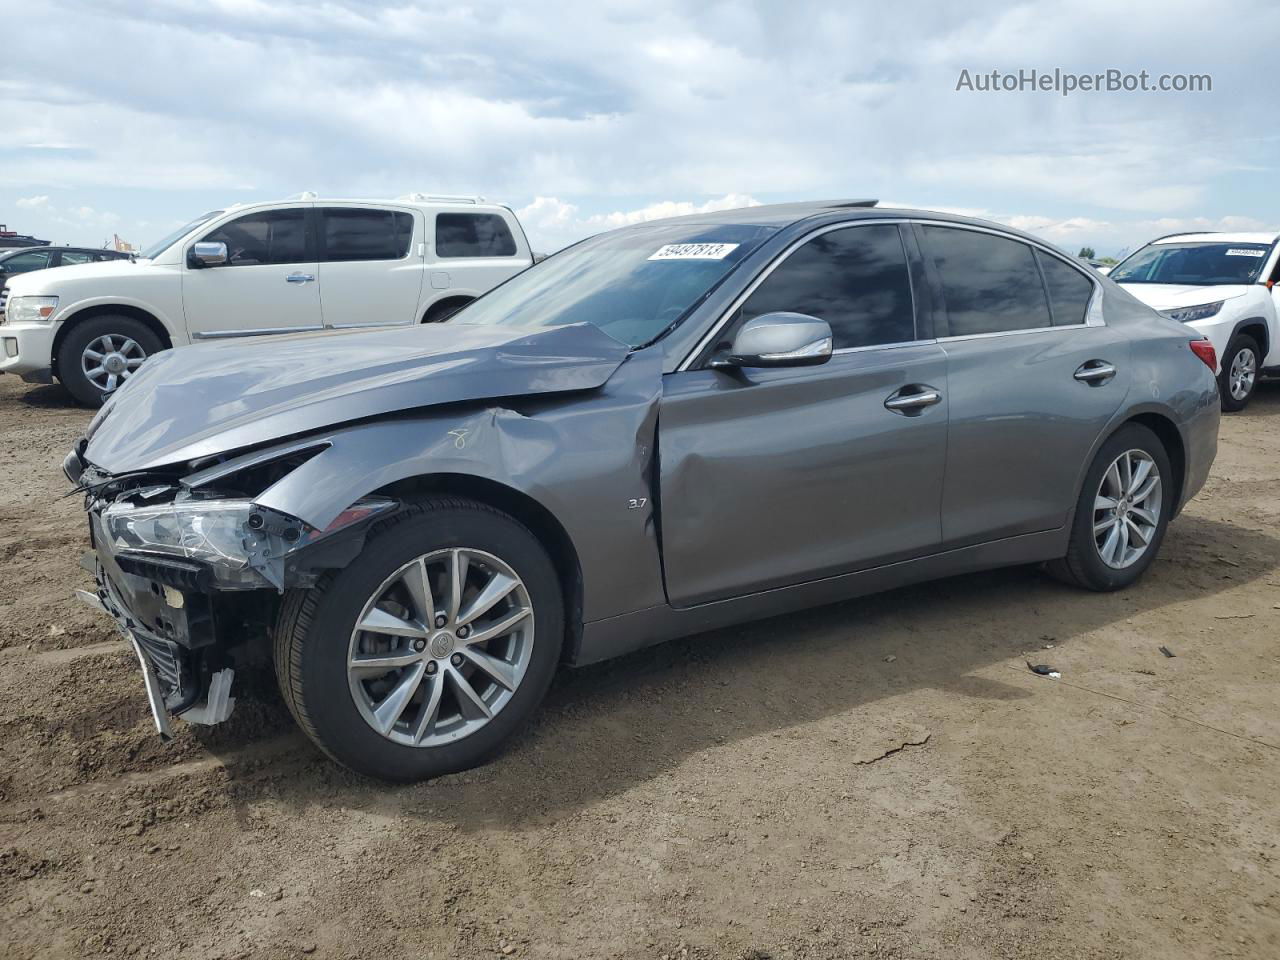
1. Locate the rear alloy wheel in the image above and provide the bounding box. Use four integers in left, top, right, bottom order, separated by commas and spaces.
274, 498, 563, 781
1218, 334, 1259, 412
1047, 423, 1172, 591
1092, 449, 1162, 570
56, 315, 162, 407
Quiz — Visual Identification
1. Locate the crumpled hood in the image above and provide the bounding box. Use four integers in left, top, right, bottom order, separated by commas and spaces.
83, 322, 631, 473
1119, 283, 1253, 311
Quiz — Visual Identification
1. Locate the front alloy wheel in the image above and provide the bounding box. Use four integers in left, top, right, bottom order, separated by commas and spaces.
1227, 346, 1257, 402
1219, 334, 1260, 412
347, 548, 534, 747
56, 314, 162, 407
81, 333, 147, 394
274, 498, 563, 781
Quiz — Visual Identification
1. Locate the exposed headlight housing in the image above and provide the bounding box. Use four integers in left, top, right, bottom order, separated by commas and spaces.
6, 295, 59, 324
1160, 300, 1224, 323
101, 496, 396, 589
103, 499, 272, 587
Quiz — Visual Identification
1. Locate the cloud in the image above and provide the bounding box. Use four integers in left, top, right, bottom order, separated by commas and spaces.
0, 0, 1275, 251
518, 193, 760, 250
16, 194, 49, 209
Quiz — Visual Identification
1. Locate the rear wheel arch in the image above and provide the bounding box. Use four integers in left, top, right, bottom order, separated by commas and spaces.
1069, 411, 1187, 530
421, 295, 475, 324
373, 473, 584, 663
1049, 421, 1174, 591
51, 304, 173, 375
1115, 413, 1186, 515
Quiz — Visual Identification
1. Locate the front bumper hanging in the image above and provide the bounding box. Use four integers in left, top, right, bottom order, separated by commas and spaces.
78, 547, 236, 739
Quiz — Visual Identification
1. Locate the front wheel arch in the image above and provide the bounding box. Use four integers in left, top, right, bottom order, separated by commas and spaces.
373, 473, 584, 664
51, 304, 173, 378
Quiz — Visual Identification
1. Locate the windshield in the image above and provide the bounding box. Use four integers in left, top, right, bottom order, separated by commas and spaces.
140, 210, 223, 260
448, 222, 778, 347
1110, 241, 1273, 285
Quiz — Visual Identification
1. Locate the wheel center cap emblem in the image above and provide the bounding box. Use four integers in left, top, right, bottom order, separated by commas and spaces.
430, 632, 456, 658
104, 354, 126, 374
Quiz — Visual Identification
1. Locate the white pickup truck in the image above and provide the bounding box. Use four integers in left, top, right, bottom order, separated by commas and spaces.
0, 195, 534, 405
1109, 230, 1280, 411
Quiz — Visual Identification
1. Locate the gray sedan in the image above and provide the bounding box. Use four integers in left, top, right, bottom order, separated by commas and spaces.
67, 200, 1219, 781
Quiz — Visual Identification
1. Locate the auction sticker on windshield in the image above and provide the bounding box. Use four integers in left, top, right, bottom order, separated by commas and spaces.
1225, 248, 1266, 257
648, 243, 740, 261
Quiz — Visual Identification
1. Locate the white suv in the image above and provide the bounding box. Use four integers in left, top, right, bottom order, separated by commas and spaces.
1109, 231, 1280, 410
0, 195, 533, 405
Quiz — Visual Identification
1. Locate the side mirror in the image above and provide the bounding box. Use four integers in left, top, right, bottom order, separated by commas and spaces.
189, 241, 228, 268
711, 312, 833, 369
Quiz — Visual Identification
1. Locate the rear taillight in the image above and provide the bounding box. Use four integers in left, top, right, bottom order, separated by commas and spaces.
1189, 339, 1217, 371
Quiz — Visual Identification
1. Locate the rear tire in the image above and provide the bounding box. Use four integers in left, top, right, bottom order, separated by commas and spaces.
1047, 423, 1172, 592
273, 498, 564, 781
1218, 334, 1260, 412
56, 315, 162, 407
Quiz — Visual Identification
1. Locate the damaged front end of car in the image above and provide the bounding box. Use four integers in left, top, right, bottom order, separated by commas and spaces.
66, 439, 397, 738
61, 321, 638, 743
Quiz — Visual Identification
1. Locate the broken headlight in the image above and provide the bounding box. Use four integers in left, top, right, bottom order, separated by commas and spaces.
103, 499, 273, 585
102, 496, 397, 589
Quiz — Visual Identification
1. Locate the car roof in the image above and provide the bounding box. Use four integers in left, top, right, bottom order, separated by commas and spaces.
0, 245, 127, 257
1152, 231, 1279, 245
225, 195, 515, 214
635, 200, 1070, 251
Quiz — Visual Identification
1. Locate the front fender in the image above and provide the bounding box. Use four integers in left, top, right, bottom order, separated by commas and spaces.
55, 294, 185, 343
253, 349, 667, 622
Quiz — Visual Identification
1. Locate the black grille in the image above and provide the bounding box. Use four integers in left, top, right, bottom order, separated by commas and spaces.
0, 287, 8, 321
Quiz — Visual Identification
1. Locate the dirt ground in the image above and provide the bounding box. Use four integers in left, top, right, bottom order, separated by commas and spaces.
1, 372, 1278, 960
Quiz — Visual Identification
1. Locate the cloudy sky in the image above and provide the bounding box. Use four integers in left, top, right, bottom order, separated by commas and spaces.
4, 0, 1277, 257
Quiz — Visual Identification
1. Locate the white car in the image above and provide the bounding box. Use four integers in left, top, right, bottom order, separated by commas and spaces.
1109, 231, 1280, 410
0, 195, 534, 405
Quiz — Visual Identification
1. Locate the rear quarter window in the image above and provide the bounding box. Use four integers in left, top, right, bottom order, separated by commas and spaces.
1036, 251, 1095, 326
435, 213, 518, 258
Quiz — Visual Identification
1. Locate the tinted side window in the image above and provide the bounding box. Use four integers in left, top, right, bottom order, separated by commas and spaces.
922, 226, 1052, 335
436, 213, 518, 258
201, 209, 310, 266
3, 251, 53, 272
321, 208, 413, 262
1036, 251, 1094, 326
61, 252, 94, 265
736, 224, 915, 350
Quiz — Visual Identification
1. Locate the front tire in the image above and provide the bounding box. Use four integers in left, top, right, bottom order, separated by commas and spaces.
1048, 423, 1172, 592
1218, 334, 1259, 412
273, 498, 564, 781
56, 315, 161, 407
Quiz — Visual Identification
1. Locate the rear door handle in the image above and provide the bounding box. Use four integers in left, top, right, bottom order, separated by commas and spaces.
1074, 360, 1116, 384
285, 272, 316, 284
884, 384, 943, 414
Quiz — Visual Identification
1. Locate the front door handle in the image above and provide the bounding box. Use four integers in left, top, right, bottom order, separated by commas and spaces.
285, 272, 316, 284
1074, 359, 1116, 384
884, 384, 943, 414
